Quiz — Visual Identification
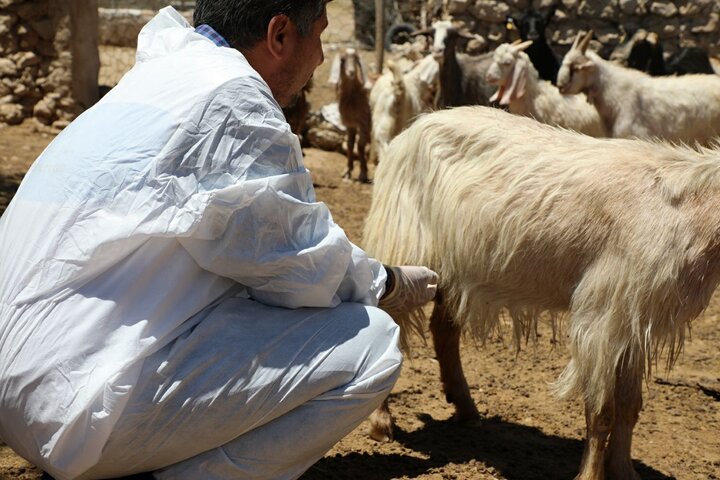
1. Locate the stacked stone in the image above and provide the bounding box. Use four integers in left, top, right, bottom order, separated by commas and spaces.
445, 0, 720, 58
0, 0, 79, 128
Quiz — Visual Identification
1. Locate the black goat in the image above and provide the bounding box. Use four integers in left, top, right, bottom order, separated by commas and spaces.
437, 28, 495, 108
617, 30, 715, 76
506, 4, 559, 84
665, 46, 715, 75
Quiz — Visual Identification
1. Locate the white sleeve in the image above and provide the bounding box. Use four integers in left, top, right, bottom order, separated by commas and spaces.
174, 79, 386, 309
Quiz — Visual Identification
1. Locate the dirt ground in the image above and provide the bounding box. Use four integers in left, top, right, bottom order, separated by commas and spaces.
1, 1, 719, 479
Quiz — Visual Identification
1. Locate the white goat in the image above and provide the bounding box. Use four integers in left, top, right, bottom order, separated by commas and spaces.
329, 48, 372, 183
364, 105, 720, 480
369, 54, 439, 165
558, 31, 720, 145
486, 41, 605, 137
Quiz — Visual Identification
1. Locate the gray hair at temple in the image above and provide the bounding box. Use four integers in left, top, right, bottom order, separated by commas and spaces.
193, 0, 328, 50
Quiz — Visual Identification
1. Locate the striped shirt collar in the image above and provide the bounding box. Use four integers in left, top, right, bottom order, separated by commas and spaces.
194, 24, 231, 48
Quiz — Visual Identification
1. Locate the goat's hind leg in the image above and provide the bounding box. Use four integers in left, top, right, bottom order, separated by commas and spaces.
343, 128, 357, 180
368, 396, 394, 442
429, 295, 480, 424
357, 129, 370, 183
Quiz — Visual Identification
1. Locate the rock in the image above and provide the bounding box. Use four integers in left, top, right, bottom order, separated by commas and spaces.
0, 103, 23, 125
448, 0, 470, 15
14, 51, 40, 69
469, 1, 510, 23
650, 1, 678, 17
52, 118, 71, 130
692, 12, 719, 33
306, 109, 345, 152
29, 18, 56, 41
33, 96, 56, 124
0, 57, 17, 76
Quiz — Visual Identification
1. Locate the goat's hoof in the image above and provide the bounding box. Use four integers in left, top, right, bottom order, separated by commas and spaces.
605, 461, 640, 480
358, 176, 372, 184
453, 408, 482, 427
368, 410, 394, 442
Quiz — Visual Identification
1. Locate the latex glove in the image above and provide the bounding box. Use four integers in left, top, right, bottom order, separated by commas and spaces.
379, 265, 438, 315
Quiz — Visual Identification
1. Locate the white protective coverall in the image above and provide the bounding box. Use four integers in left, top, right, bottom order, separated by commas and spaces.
0, 7, 401, 480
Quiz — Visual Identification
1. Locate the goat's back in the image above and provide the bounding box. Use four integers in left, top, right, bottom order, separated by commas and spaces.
365, 106, 720, 336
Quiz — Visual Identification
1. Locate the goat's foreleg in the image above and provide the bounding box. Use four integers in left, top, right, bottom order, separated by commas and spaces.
605, 351, 643, 480
343, 127, 357, 180
575, 398, 613, 480
429, 296, 480, 424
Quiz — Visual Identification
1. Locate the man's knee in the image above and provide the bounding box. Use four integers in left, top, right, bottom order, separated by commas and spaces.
337, 305, 402, 396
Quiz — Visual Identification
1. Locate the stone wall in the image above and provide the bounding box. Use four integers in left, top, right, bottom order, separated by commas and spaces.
446, 0, 720, 57
0, 0, 99, 128
358, 0, 719, 57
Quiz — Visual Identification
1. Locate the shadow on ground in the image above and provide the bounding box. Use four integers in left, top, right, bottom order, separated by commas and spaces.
301, 414, 674, 480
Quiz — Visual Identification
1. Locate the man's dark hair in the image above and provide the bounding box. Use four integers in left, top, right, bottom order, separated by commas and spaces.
193, 0, 327, 50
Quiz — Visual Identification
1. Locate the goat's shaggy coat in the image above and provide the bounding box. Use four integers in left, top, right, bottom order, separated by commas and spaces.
558, 32, 720, 145
363, 106, 720, 480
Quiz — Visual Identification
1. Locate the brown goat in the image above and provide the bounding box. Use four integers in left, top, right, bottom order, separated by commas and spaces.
329, 48, 372, 183
282, 77, 313, 145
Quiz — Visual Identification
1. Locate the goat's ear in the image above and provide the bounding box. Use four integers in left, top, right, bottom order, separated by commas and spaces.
328, 53, 341, 86
357, 56, 372, 89
576, 60, 596, 72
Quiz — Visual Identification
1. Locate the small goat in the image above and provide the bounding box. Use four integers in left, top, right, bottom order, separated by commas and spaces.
364, 105, 720, 480
369, 54, 439, 165
486, 41, 605, 137
506, 3, 559, 84
329, 48, 372, 183
558, 31, 720, 145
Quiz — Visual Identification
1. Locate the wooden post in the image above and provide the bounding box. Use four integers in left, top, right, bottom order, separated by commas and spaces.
374, 0, 384, 74
69, 0, 100, 110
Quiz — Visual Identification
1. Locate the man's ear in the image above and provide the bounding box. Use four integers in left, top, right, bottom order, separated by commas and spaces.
266, 14, 295, 60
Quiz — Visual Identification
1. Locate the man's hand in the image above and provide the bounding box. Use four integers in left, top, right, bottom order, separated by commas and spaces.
379, 265, 438, 315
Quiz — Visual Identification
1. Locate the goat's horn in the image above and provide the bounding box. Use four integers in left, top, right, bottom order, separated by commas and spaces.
579, 30, 593, 52
515, 40, 534, 52
571, 31, 583, 49
511, 39, 523, 46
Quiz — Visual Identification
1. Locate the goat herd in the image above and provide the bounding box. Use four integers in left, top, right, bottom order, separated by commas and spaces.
290, 9, 720, 480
